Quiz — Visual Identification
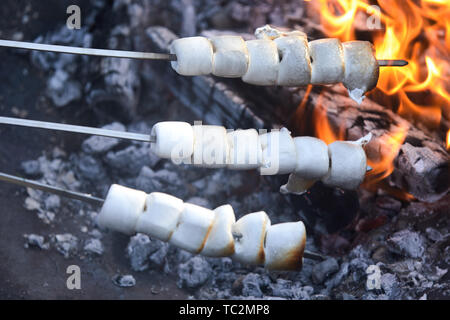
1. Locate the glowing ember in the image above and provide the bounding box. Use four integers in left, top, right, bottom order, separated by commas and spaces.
309, 0, 450, 187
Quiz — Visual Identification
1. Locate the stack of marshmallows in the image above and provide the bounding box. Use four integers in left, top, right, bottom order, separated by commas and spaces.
97, 184, 307, 271
170, 25, 379, 104
150, 121, 372, 195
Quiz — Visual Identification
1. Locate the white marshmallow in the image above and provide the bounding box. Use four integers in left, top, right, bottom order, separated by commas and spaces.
135, 192, 184, 242
280, 173, 316, 195
170, 37, 213, 76
192, 125, 229, 168
259, 127, 297, 175
227, 129, 262, 170
210, 36, 248, 78
169, 203, 215, 253
97, 184, 146, 235
150, 121, 194, 163
201, 204, 236, 257
275, 35, 311, 86
210, 35, 248, 52
342, 41, 379, 104
232, 211, 271, 265
242, 39, 279, 86
213, 51, 249, 78
309, 38, 345, 84
293, 137, 329, 179
322, 140, 367, 190
264, 221, 306, 270
255, 24, 306, 40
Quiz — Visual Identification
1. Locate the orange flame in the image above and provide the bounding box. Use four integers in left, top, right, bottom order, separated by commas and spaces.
313, 94, 345, 144
365, 123, 409, 183
447, 129, 450, 150
310, 0, 450, 187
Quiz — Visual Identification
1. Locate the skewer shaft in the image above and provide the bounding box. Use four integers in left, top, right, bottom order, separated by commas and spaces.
0, 116, 154, 143
378, 59, 408, 67
303, 250, 326, 261
0, 39, 407, 67
0, 39, 177, 61
0, 172, 104, 206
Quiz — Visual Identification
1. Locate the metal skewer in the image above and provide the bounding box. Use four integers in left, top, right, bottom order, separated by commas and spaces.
0, 116, 155, 143
377, 59, 408, 67
0, 39, 177, 61
0, 171, 325, 261
0, 39, 407, 67
0, 172, 104, 205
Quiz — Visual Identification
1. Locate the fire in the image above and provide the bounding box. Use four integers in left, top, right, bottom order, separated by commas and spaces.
447, 129, 450, 150
313, 93, 345, 144
365, 123, 409, 183
309, 0, 450, 187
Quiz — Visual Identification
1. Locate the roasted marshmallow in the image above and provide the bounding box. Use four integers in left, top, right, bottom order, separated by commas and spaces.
342, 41, 379, 104
275, 35, 311, 86
242, 39, 280, 85
201, 204, 236, 257
264, 221, 306, 270
170, 203, 215, 253
210, 36, 249, 78
232, 211, 271, 265
170, 37, 214, 76
135, 192, 184, 241
97, 184, 146, 235
150, 121, 194, 163
192, 125, 230, 168
227, 129, 262, 170
309, 38, 345, 84
260, 128, 297, 175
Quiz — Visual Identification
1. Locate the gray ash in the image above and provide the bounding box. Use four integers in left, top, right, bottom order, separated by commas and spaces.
1, 0, 448, 300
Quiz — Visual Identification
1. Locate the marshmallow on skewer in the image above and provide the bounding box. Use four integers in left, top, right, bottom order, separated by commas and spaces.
192, 125, 230, 168
255, 24, 306, 40
264, 221, 307, 270
275, 35, 311, 86
150, 121, 194, 163
210, 36, 249, 78
232, 211, 271, 265
280, 173, 316, 195
169, 203, 215, 253
95, 184, 315, 271
201, 204, 236, 257
260, 127, 297, 175
242, 39, 280, 85
321, 135, 370, 190
293, 137, 329, 180
170, 37, 214, 76
309, 38, 345, 84
97, 184, 146, 235
342, 41, 379, 105
227, 129, 262, 170
135, 192, 184, 242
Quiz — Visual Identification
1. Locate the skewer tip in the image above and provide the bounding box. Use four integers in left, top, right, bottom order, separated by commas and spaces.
377, 59, 408, 67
